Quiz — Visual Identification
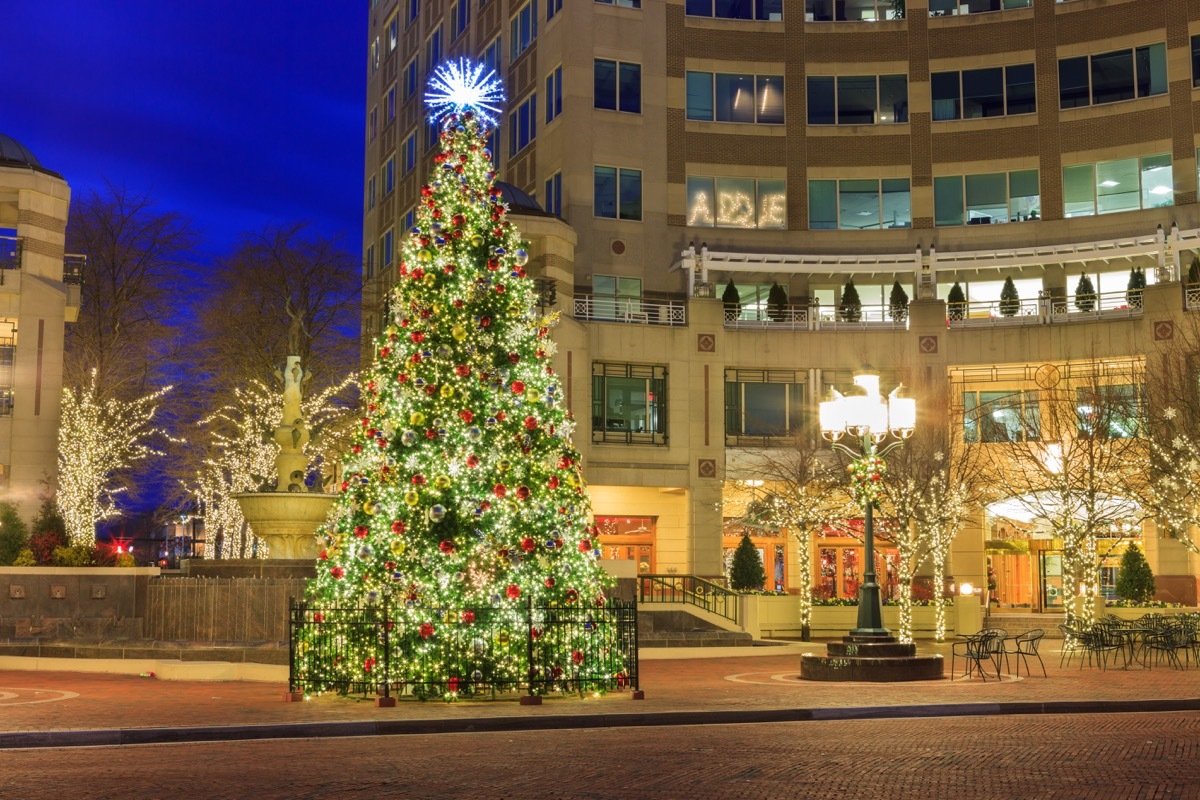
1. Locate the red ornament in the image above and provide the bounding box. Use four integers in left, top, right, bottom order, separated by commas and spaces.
466, 454, 480, 468
548, 476, 560, 489
363, 657, 375, 673
517, 486, 530, 500
559, 456, 573, 469
354, 525, 369, 539
385, 560, 395, 570
524, 415, 538, 430
398, 373, 409, 383
419, 623, 435, 639
578, 539, 592, 553
425, 429, 437, 439
330, 566, 345, 579
480, 316, 491, 327
352, 444, 362, 454
572, 650, 585, 665
461, 611, 475, 624
495, 285, 505, 294
521, 537, 536, 552
493, 484, 507, 498
318, 549, 328, 560
481, 500, 492, 511
439, 540, 455, 554
392, 520, 407, 534
508, 353, 520, 364
424, 384, 437, 395
410, 353, 422, 363
451, 213, 466, 227
377, 438, 388, 448
506, 584, 521, 599
486, 258, 500, 271
313, 612, 325, 623
410, 331, 425, 343
459, 409, 475, 423
496, 411, 506, 421
455, 364, 470, 377
511, 381, 525, 394
411, 474, 426, 485
379, 347, 391, 358
545, 577, 556, 589
421, 185, 434, 197
565, 589, 578, 603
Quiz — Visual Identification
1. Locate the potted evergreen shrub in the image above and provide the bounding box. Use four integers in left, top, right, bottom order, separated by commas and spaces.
888, 280, 909, 322
947, 282, 966, 321
721, 278, 741, 320
729, 533, 766, 592
766, 282, 789, 322
839, 279, 862, 322
1115, 544, 1156, 604
1074, 273, 1096, 312
1126, 267, 1145, 309
1188, 255, 1200, 285
999, 276, 1020, 317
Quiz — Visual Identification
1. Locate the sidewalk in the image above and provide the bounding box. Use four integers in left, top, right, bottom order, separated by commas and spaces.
2, 640, 1198, 749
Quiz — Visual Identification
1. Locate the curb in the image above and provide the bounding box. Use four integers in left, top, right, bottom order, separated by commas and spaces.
3, 697, 1199, 750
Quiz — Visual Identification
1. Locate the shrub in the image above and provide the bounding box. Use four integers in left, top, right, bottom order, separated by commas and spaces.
729, 534, 766, 592
30, 498, 66, 540
838, 280, 862, 322
115, 552, 137, 568
0, 501, 29, 565
999, 276, 1020, 317
1189, 255, 1200, 285
1115, 544, 1156, 603
53, 545, 95, 567
1126, 267, 1146, 309
721, 279, 741, 320
947, 282, 966, 320
766, 282, 789, 322
30, 530, 68, 565
1074, 273, 1096, 312
888, 280, 909, 322
12, 548, 35, 567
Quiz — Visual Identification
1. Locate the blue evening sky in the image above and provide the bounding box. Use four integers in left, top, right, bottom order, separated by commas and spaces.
4, 1, 367, 257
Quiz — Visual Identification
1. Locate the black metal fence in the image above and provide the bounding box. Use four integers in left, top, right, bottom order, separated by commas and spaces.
289, 597, 638, 700
639, 574, 740, 624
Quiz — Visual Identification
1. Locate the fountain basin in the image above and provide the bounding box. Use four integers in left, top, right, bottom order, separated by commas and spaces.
234, 492, 336, 560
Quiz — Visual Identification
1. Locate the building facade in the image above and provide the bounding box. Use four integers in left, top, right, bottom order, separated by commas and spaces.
363, 0, 1200, 608
0, 133, 79, 517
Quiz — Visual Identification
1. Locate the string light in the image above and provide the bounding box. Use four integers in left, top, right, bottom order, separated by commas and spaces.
425, 59, 504, 128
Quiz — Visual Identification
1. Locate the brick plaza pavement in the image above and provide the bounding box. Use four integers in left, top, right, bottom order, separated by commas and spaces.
1, 639, 1198, 746
3, 712, 1199, 799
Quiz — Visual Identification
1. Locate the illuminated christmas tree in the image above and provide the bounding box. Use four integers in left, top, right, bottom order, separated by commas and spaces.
296, 61, 624, 699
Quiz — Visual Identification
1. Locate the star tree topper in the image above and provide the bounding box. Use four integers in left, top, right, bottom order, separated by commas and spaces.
425, 58, 505, 128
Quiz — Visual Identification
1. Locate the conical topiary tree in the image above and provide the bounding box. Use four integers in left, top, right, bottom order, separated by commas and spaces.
729, 533, 766, 592
1115, 544, 1156, 603
1074, 273, 1096, 312
296, 61, 625, 698
1188, 255, 1200, 286
999, 276, 1020, 316
888, 280, 909, 322
721, 279, 741, 321
766, 281, 789, 322
839, 279, 862, 322
1126, 267, 1145, 308
946, 282, 966, 320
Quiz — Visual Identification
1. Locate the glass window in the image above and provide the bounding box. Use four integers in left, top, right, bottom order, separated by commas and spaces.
686, 72, 714, 120
807, 77, 836, 125
716, 178, 757, 228
837, 75, 877, 125
839, 179, 879, 230
805, 0, 833, 21
881, 179, 911, 228
1005, 63, 1036, 115
742, 384, 788, 436
387, 86, 397, 121
715, 74, 756, 123
594, 59, 617, 110
510, 0, 538, 62
595, 167, 641, 220
546, 66, 563, 123
808, 180, 837, 229
1009, 169, 1040, 221
452, 0, 471, 38
482, 36, 502, 74
1091, 49, 1135, 105
592, 363, 667, 445
965, 173, 1006, 223
687, 177, 716, 227
508, 93, 537, 155
1077, 385, 1140, 439
758, 179, 787, 229
619, 169, 642, 220
725, 371, 804, 439
595, 167, 617, 218
934, 176, 964, 227
756, 75, 784, 123
620, 63, 642, 113
965, 391, 1040, 443
962, 67, 1004, 118
382, 228, 394, 267
1141, 153, 1173, 208
596, 0, 642, 7
544, 172, 562, 216
1135, 43, 1167, 97
1096, 157, 1140, 215
879, 74, 908, 123
1063, 163, 1095, 217
1059, 56, 1090, 109
1192, 35, 1200, 88
931, 71, 960, 120
690, 0, 781, 19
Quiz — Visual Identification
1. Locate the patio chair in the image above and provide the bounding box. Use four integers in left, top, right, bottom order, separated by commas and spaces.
1058, 624, 1083, 668
982, 627, 1010, 674
1144, 623, 1190, 671
952, 629, 1000, 681
1005, 628, 1047, 677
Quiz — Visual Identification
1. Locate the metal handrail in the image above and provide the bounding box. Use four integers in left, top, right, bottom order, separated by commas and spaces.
638, 574, 740, 625
573, 294, 687, 326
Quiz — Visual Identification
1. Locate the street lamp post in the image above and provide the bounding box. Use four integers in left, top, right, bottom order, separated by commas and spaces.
819, 371, 915, 638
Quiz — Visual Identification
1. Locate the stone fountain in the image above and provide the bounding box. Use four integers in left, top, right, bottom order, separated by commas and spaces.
233, 355, 336, 561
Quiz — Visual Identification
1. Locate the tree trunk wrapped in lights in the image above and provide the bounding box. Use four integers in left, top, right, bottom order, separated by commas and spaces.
57, 371, 171, 545
296, 62, 624, 698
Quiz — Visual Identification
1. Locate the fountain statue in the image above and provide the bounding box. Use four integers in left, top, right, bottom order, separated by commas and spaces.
233, 309, 337, 560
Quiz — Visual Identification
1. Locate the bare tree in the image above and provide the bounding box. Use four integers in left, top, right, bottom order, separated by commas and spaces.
64, 181, 197, 402
728, 439, 854, 640
974, 359, 1148, 627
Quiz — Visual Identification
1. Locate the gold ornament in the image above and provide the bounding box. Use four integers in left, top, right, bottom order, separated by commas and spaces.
451, 324, 467, 341
434, 475, 452, 489
405, 490, 420, 506
440, 385, 454, 398
471, 234, 485, 248
410, 411, 426, 426
389, 539, 406, 555
417, 248, 433, 262
363, 501, 377, 515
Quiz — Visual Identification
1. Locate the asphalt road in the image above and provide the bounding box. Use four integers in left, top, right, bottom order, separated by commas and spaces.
4, 711, 1198, 799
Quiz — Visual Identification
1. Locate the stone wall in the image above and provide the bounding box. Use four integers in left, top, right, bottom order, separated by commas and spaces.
145, 577, 306, 643
0, 567, 158, 640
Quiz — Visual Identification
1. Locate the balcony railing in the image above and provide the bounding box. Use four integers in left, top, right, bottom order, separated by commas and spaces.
724, 301, 907, 331
949, 289, 1143, 327
1185, 282, 1200, 312
63, 254, 85, 285
573, 294, 687, 326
